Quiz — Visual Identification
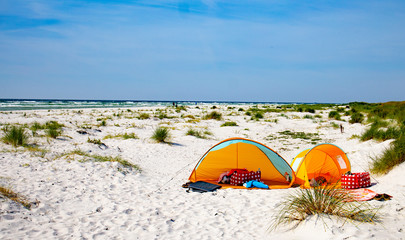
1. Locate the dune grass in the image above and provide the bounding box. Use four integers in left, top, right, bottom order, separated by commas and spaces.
186, 128, 212, 139
45, 121, 64, 139
221, 121, 238, 127
2, 125, 29, 147
328, 111, 341, 120
203, 111, 222, 120
59, 149, 141, 172
104, 132, 138, 140
151, 127, 171, 143
371, 134, 405, 174
270, 186, 380, 230
87, 138, 105, 146
361, 119, 402, 141
349, 112, 365, 124
0, 186, 33, 209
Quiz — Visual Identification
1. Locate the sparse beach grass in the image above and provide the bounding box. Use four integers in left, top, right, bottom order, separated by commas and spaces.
58, 149, 141, 171
104, 133, 138, 140
271, 186, 380, 230
186, 128, 212, 139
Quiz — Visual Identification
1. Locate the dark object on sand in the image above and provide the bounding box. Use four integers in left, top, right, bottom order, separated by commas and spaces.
186, 181, 222, 193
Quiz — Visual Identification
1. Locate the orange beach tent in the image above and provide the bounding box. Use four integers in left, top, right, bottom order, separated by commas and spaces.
291, 144, 351, 188
188, 138, 295, 189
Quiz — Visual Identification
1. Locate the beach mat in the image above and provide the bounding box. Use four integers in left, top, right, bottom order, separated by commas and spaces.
188, 181, 222, 193
346, 188, 378, 201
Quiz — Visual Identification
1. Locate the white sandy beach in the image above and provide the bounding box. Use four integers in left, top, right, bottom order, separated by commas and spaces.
0, 105, 404, 239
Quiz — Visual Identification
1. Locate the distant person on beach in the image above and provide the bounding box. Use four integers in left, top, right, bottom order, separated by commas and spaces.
340, 124, 344, 133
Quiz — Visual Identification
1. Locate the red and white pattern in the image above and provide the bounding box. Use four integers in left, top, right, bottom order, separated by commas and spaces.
230, 171, 261, 186
341, 172, 371, 189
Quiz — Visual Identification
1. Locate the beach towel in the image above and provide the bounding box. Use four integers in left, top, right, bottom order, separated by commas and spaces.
345, 188, 378, 202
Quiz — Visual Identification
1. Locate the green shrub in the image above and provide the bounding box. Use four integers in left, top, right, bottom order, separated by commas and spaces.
186, 128, 206, 139
221, 121, 238, 127
204, 111, 222, 120
45, 121, 63, 139
271, 186, 380, 230
151, 127, 170, 143
253, 112, 264, 119
328, 111, 341, 120
305, 108, 315, 113
2, 125, 29, 147
138, 113, 150, 120
349, 112, 364, 124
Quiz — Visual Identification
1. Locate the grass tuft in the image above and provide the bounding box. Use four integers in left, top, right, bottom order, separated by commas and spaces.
203, 111, 222, 120
151, 127, 171, 143
270, 186, 380, 230
45, 121, 63, 139
186, 128, 211, 139
221, 121, 238, 127
2, 125, 29, 147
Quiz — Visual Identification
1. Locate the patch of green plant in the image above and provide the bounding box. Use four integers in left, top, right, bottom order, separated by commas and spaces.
303, 114, 314, 119
176, 106, 187, 112
278, 130, 322, 144
360, 120, 402, 141
328, 111, 341, 120
270, 186, 380, 230
2, 125, 29, 147
44, 121, 63, 139
370, 134, 405, 174
251, 112, 264, 120
186, 128, 209, 139
203, 111, 222, 120
138, 113, 150, 120
87, 138, 104, 146
349, 112, 364, 124
104, 132, 138, 140
221, 121, 238, 127
330, 122, 340, 129
0, 185, 34, 210
151, 127, 171, 143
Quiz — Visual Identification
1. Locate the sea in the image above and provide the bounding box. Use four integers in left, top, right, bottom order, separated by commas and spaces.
0, 99, 317, 111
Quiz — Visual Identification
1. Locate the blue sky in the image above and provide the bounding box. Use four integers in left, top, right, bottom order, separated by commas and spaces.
0, 0, 405, 103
